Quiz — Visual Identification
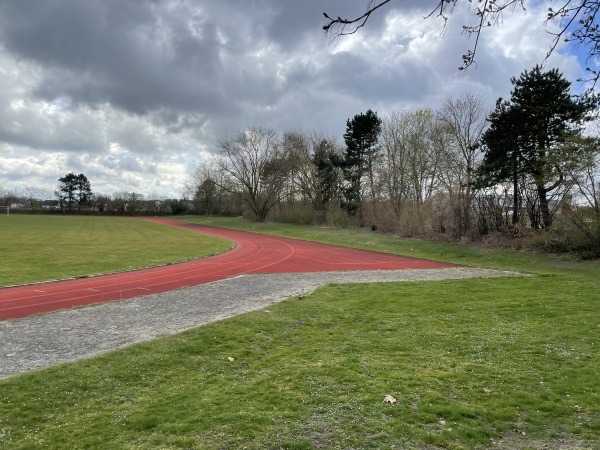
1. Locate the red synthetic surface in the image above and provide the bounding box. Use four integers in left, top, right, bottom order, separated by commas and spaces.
0, 218, 457, 321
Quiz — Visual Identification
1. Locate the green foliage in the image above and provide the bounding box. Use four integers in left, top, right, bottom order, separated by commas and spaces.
341, 109, 382, 216
55, 173, 93, 212
311, 138, 341, 218
194, 178, 218, 215
477, 99, 522, 186
168, 199, 191, 215
477, 66, 596, 228
274, 202, 314, 225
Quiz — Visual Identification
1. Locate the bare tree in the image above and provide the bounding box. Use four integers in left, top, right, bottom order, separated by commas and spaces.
283, 131, 319, 205
22, 186, 52, 211
377, 109, 448, 233
379, 110, 446, 204
94, 194, 111, 213
125, 192, 144, 214
111, 192, 128, 213
400, 109, 443, 204
380, 111, 411, 212
186, 161, 236, 216
214, 127, 290, 222
437, 92, 488, 233
561, 135, 600, 254
438, 92, 487, 192
0, 187, 18, 207
145, 193, 169, 215
111, 192, 144, 214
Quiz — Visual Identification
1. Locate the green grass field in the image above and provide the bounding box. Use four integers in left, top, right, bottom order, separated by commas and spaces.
0, 215, 232, 287
1, 216, 599, 449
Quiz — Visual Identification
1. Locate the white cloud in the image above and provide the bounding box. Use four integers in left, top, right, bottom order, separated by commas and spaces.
0, 0, 590, 198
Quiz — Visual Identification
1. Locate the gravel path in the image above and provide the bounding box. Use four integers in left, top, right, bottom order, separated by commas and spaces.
0, 267, 520, 379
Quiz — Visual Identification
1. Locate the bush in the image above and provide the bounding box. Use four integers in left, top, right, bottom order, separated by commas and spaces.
526, 214, 600, 257
274, 202, 314, 225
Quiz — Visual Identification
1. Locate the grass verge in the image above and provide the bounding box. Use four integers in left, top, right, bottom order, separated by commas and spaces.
0, 215, 232, 287
176, 216, 598, 275
0, 216, 598, 448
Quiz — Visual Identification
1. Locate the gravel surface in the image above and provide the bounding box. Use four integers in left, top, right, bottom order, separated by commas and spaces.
0, 267, 520, 379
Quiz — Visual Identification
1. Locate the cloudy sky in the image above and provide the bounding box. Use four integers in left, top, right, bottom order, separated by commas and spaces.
0, 0, 587, 199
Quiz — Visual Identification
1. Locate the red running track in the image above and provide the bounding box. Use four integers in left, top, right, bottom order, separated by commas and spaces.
0, 218, 457, 320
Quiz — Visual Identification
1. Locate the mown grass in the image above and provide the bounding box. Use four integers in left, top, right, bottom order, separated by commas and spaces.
0, 215, 232, 286
177, 216, 593, 275
0, 216, 599, 448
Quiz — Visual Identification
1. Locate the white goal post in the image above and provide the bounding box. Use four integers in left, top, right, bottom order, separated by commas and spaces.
0, 206, 9, 215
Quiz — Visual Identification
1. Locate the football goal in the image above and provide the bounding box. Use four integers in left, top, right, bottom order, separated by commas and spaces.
0, 206, 9, 215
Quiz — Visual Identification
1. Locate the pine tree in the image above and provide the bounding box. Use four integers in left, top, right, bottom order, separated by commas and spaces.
341, 109, 382, 216
477, 66, 594, 228
477, 99, 526, 225
55, 173, 93, 212
312, 139, 341, 213
75, 174, 93, 211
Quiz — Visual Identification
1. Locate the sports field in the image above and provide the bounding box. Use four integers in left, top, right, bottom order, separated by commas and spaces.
1, 217, 458, 320
0, 215, 232, 287
0, 216, 599, 448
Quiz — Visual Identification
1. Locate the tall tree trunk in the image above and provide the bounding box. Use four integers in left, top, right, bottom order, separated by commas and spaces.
512, 155, 519, 225
537, 183, 552, 228
512, 177, 519, 226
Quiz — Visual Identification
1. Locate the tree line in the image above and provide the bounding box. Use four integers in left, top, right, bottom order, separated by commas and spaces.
1, 174, 191, 216
187, 65, 600, 255
3, 65, 598, 255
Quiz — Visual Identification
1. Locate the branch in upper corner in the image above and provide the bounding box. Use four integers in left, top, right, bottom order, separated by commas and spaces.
322, 0, 526, 71
321, 0, 600, 96
323, 0, 392, 41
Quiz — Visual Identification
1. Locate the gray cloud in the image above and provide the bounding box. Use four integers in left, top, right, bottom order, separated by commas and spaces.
0, 0, 587, 197
0, 0, 230, 116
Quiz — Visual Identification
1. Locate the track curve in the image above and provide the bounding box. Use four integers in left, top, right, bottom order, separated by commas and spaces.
0, 218, 458, 320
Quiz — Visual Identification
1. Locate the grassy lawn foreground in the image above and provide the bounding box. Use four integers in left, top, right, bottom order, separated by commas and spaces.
0, 215, 232, 287
0, 216, 599, 448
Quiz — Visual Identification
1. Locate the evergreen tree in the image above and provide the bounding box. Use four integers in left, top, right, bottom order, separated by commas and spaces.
75, 174, 93, 211
195, 178, 217, 215
55, 173, 93, 212
312, 138, 341, 213
477, 99, 526, 225
477, 66, 594, 228
341, 109, 382, 216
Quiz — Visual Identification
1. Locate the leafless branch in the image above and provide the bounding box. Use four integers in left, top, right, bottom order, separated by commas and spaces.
323, 0, 525, 69
545, 1, 600, 94
457, 0, 526, 70
323, 0, 392, 41
322, 0, 600, 96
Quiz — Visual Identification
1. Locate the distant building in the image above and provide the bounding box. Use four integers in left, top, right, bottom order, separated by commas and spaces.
41, 200, 60, 209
